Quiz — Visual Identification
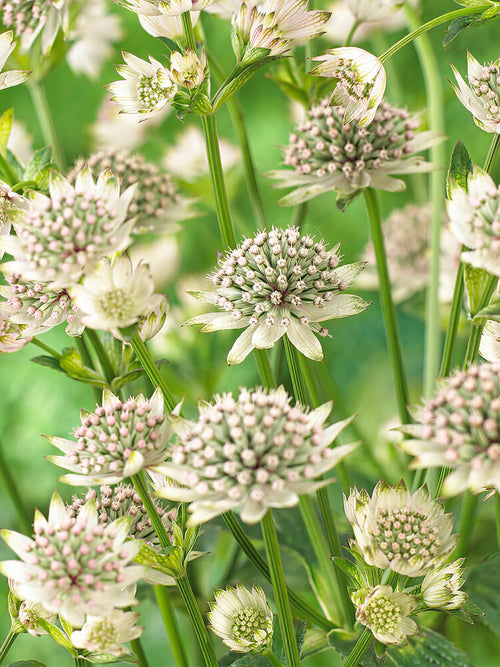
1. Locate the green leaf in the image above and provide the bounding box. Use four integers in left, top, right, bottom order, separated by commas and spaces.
443, 15, 483, 47
0, 108, 13, 154
464, 265, 492, 317
110, 369, 144, 391
384, 628, 473, 666
24, 147, 54, 181
59, 348, 107, 385
301, 628, 330, 659
446, 141, 473, 198
465, 553, 500, 638
30, 355, 63, 372
272, 618, 307, 662
218, 654, 269, 666
134, 542, 185, 578
37, 619, 75, 653
213, 57, 279, 111
472, 296, 500, 323
7, 662, 47, 667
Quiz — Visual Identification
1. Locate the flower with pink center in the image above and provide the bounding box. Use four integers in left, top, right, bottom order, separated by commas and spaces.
0, 1, 69, 54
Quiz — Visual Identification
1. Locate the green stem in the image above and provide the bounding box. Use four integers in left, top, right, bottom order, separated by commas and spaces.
0, 629, 17, 665
131, 334, 175, 412
345, 19, 361, 47
483, 133, 500, 173
290, 202, 308, 229
130, 637, 150, 667
0, 150, 18, 186
283, 338, 308, 405
74, 657, 86, 667
496, 494, 500, 551
29, 336, 61, 358
85, 329, 115, 386
261, 510, 300, 667
263, 648, 284, 667
0, 437, 31, 533
363, 188, 410, 424
254, 349, 275, 388
463, 274, 498, 368
454, 491, 478, 557
27, 80, 66, 170
344, 627, 373, 667
181, 11, 197, 50
131, 470, 171, 548
176, 574, 218, 667
76, 336, 102, 403
154, 586, 188, 667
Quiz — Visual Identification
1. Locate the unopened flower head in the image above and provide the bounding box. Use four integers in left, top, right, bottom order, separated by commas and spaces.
480, 320, 500, 363
115, 0, 213, 16
0, 312, 30, 353
354, 585, 418, 645
0, 30, 31, 89
452, 52, 500, 134
271, 98, 441, 206
399, 362, 500, 497
71, 609, 143, 657
186, 226, 369, 364
344, 481, 457, 576
208, 584, 273, 652
108, 52, 177, 116
1, 169, 136, 289
311, 47, 386, 127
47, 388, 173, 485
156, 386, 358, 524
447, 165, 500, 276
421, 559, 467, 610
170, 48, 207, 90
0, 492, 143, 628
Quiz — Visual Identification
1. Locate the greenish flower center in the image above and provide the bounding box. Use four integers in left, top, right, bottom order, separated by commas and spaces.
99, 288, 131, 320
231, 607, 267, 643
138, 75, 174, 109
88, 618, 115, 649
364, 595, 401, 633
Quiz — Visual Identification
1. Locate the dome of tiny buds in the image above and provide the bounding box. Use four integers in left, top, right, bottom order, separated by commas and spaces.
0, 0, 67, 53
47, 388, 173, 486
156, 386, 357, 524
186, 226, 368, 363
355, 585, 417, 645
452, 53, 500, 134
363, 593, 401, 633
400, 362, 500, 497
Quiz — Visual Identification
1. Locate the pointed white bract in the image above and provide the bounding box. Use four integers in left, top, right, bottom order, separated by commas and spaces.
0, 492, 143, 628
270, 98, 443, 205
0, 30, 31, 88
170, 48, 207, 90
0, 180, 31, 260
10, 583, 57, 636
47, 388, 173, 485
354, 585, 418, 645
115, 0, 213, 16
208, 584, 273, 652
480, 320, 500, 363
311, 47, 386, 127
345, 481, 458, 576
138, 11, 198, 39
451, 52, 500, 134
399, 363, 500, 497
71, 610, 143, 657
0, 311, 30, 353
155, 386, 358, 525
0, 2, 69, 54
185, 226, 369, 364
421, 559, 468, 611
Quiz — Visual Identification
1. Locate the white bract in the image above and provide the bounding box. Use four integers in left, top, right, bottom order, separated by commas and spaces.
0, 312, 30, 353
71, 610, 143, 657
480, 320, 500, 362
451, 52, 500, 134
0, 180, 31, 260
115, 0, 213, 16
138, 11, 198, 38
354, 585, 418, 645
0, 31, 31, 88
421, 559, 468, 611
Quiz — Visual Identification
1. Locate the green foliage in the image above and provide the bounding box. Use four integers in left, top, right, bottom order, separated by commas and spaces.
465, 554, 500, 638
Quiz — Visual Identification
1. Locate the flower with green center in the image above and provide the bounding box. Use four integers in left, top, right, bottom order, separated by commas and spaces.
354, 585, 418, 645
47, 388, 173, 485
208, 584, 273, 652
0, 492, 143, 628
71, 610, 143, 657
421, 559, 468, 611
399, 362, 500, 497
345, 481, 457, 576
155, 386, 358, 524
186, 226, 369, 364
451, 52, 500, 134
0, 2, 68, 54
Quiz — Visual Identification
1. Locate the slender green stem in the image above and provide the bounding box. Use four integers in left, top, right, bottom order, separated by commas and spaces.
176, 574, 218, 667
181, 11, 197, 50
254, 349, 275, 388
85, 329, 115, 386
131, 334, 175, 412
74, 657, 86, 667
454, 491, 478, 557
463, 274, 498, 368
290, 202, 308, 229
496, 495, 500, 551
132, 470, 171, 548
29, 336, 61, 358
0, 437, 31, 533
363, 188, 410, 424
27, 80, 66, 170
130, 637, 150, 667
261, 511, 300, 667
0, 629, 17, 665
344, 627, 373, 667
75, 337, 102, 402
0, 151, 18, 186
283, 338, 308, 405
345, 20, 361, 47
483, 133, 500, 173
264, 648, 284, 667
154, 586, 188, 667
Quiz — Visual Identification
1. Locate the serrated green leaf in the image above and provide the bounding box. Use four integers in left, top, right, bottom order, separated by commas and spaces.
83, 652, 135, 664
0, 108, 13, 154
30, 355, 63, 372
446, 141, 473, 198
328, 628, 379, 665
7, 662, 47, 667
134, 542, 185, 577
213, 58, 279, 111
384, 628, 473, 666
464, 265, 492, 317
37, 619, 75, 653
218, 654, 269, 667
465, 553, 500, 638
24, 147, 54, 181
443, 15, 482, 47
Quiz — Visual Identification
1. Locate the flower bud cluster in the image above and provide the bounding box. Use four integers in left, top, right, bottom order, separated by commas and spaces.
0, 313, 30, 353
354, 585, 417, 645
452, 52, 500, 133
0, 0, 68, 53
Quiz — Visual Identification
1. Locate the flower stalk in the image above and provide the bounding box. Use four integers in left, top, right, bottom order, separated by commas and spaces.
344, 627, 373, 667
0, 437, 31, 533
27, 80, 66, 171
0, 629, 17, 665
154, 586, 189, 667
131, 333, 176, 412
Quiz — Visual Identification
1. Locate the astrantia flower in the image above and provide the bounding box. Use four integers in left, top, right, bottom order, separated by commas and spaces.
0, 31, 31, 88
0, 180, 31, 259
270, 98, 441, 206
451, 52, 500, 134
155, 386, 358, 524
1, 169, 136, 289
399, 362, 500, 497
421, 559, 467, 611
447, 165, 500, 276
0, 492, 143, 628
9, 583, 57, 636
186, 226, 369, 364
354, 585, 418, 645
325, 0, 416, 45
115, 0, 213, 16
108, 52, 177, 116
0, 312, 30, 353
480, 320, 500, 362
344, 481, 457, 576
343, 0, 405, 23
0, 2, 69, 54
47, 388, 172, 485
170, 48, 207, 90
71, 610, 143, 657
138, 11, 198, 39
208, 584, 273, 652
311, 47, 386, 127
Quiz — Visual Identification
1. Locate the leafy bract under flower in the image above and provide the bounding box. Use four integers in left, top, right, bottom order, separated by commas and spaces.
354, 584, 418, 645
451, 52, 500, 134
155, 386, 358, 525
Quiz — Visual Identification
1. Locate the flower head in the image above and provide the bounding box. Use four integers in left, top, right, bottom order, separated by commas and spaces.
108, 52, 177, 116
9, 583, 57, 636
0, 492, 143, 628
345, 481, 457, 576
156, 386, 358, 524
170, 48, 207, 90
71, 610, 143, 657
311, 47, 386, 127
115, 0, 213, 16
0, 312, 30, 353
270, 98, 442, 206
1, 169, 136, 289
399, 362, 500, 497
186, 226, 369, 364
0, 31, 31, 88
208, 584, 273, 652
354, 585, 418, 645
0, 3, 68, 54
138, 11, 198, 39
451, 52, 500, 134
421, 559, 467, 610
47, 388, 173, 485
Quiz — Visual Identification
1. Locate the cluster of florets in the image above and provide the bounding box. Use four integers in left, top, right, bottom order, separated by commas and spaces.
0, 0, 68, 53
0, 313, 30, 353
354, 585, 417, 645
400, 362, 500, 496
452, 53, 500, 133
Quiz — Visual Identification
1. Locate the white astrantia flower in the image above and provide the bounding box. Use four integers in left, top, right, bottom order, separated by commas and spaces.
421, 559, 468, 611
354, 585, 418, 645
208, 584, 273, 652
343, 0, 405, 23
270, 98, 442, 206
115, 0, 213, 16
47, 388, 173, 485
205, 0, 257, 18
67, 0, 123, 79
71, 610, 143, 657
70, 254, 163, 333
0, 492, 143, 628
0, 2, 69, 54
0, 30, 31, 88
138, 11, 198, 39
186, 226, 369, 364
399, 362, 500, 497
170, 48, 207, 90
10, 583, 58, 636
311, 47, 386, 127
0, 312, 30, 353
447, 165, 500, 276
108, 52, 177, 116
1, 169, 136, 289
344, 481, 457, 576
451, 52, 500, 134
480, 320, 500, 362
155, 386, 358, 525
